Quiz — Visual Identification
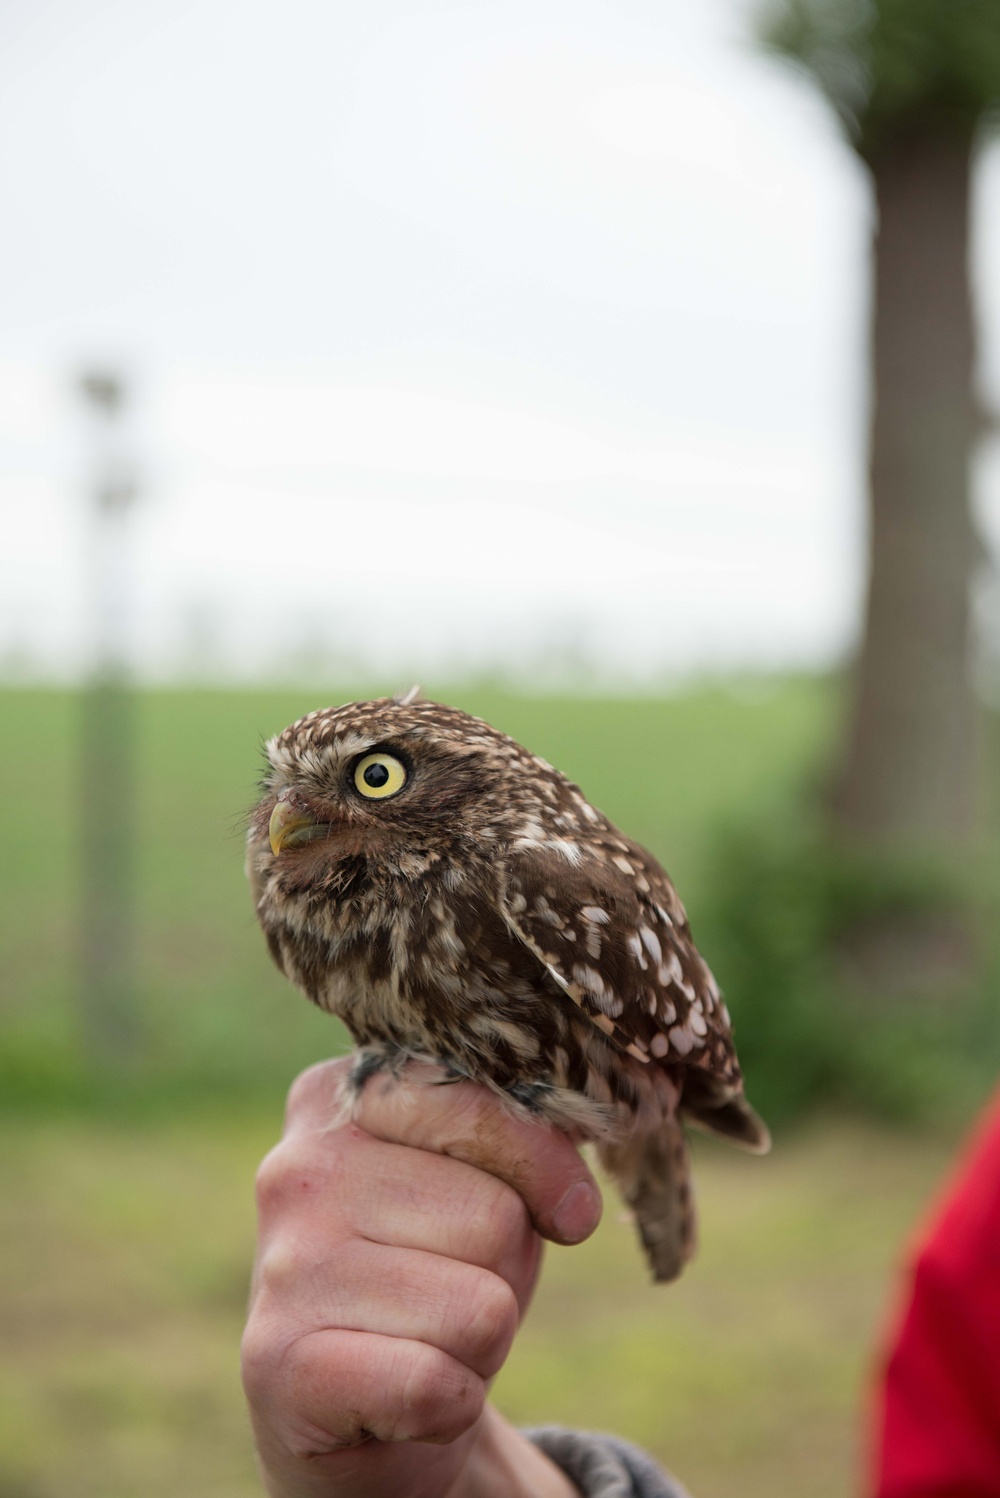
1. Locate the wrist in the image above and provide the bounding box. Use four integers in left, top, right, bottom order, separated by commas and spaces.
447, 1406, 578, 1498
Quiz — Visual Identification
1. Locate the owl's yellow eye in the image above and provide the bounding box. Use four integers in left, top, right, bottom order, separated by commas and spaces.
354, 752, 407, 800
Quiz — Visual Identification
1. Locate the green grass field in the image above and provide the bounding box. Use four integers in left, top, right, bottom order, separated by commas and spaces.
0, 1107, 959, 1498
0, 681, 982, 1496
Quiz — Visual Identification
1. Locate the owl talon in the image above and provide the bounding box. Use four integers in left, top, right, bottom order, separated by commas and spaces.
348, 1046, 391, 1094
431, 1063, 468, 1088
505, 1080, 555, 1113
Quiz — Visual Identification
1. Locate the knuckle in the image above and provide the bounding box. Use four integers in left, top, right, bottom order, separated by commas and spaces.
395, 1346, 484, 1443
254, 1141, 341, 1218
254, 1240, 309, 1300
253, 1147, 289, 1214
399, 1346, 449, 1422
286, 1058, 348, 1121
479, 1181, 530, 1253
240, 1317, 280, 1403
463, 1272, 519, 1372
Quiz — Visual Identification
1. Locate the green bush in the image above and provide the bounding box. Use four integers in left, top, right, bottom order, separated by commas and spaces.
697, 804, 1000, 1129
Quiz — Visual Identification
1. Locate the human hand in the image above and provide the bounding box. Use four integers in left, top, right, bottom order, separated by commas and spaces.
241, 1056, 603, 1498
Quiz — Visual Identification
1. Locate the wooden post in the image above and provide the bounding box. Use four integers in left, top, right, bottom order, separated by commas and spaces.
77, 369, 141, 1066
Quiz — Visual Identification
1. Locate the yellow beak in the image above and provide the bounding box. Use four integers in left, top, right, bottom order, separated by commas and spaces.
269, 800, 326, 856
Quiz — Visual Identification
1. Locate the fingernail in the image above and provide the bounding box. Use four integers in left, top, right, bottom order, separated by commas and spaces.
553, 1179, 602, 1243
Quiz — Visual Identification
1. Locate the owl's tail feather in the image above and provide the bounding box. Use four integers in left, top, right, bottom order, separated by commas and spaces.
681, 1091, 771, 1155
597, 1117, 695, 1283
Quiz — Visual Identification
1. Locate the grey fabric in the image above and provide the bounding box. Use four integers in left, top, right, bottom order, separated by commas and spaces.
525, 1427, 692, 1498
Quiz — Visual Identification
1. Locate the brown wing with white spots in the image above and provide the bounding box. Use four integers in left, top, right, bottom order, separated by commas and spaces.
498, 831, 742, 1093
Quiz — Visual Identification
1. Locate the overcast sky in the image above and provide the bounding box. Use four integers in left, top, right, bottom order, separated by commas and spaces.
3, 0, 1000, 685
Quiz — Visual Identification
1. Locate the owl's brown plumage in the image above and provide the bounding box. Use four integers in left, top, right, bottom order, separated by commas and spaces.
246, 693, 769, 1281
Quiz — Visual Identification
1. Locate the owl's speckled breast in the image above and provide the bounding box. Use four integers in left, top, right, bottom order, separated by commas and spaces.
262, 844, 620, 1122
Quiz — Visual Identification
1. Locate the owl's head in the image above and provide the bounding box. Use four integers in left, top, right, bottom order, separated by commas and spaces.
246, 693, 571, 907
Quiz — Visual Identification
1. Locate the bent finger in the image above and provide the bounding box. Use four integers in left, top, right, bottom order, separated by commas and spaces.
245, 1326, 486, 1453
352, 1061, 603, 1246
254, 1239, 521, 1380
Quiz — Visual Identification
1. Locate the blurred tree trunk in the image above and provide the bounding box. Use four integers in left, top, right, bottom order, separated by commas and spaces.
80, 677, 139, 1063
833, 125, 979, 855
77, 369, 141, 1068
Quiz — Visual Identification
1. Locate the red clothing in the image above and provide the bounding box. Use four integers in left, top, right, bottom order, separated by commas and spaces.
874, 1091, 1000, 1496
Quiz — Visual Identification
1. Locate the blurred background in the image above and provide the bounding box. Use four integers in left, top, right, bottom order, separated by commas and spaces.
4, 0, 1000, 1493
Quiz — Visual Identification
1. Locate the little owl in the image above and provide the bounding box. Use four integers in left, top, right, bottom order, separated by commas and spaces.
247, 690, 769, 1281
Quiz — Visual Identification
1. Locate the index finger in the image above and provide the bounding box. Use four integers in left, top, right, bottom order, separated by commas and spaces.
288, 1057, 603, 1247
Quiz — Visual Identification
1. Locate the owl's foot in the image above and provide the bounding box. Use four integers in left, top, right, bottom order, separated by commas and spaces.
493, 1076, 618, 1138
504, 1080, 555, 1113
344, 1042, 389, 1090
347, 1043, 460, 1097
343, 1044, 420, 1119
347, 1043, 400, 1094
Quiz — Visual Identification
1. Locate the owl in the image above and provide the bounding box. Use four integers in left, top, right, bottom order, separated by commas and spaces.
247, 690, 769, 1281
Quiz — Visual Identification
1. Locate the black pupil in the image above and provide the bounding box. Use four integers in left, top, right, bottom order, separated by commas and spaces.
363, 762, 391, 788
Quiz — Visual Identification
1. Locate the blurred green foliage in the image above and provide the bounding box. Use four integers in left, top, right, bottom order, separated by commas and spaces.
759, 0, 1000, 155
699, 808, 1000, 1128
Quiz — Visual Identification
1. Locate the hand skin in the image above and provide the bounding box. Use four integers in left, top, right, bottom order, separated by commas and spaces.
241, 1056, 604, 1498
